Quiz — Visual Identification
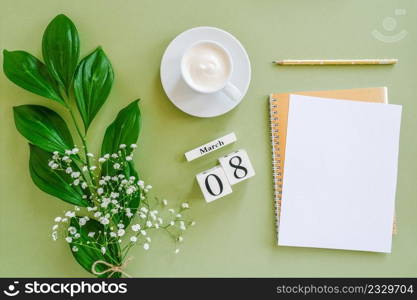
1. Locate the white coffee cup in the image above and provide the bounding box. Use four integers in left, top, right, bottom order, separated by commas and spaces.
181, 40, 241, 102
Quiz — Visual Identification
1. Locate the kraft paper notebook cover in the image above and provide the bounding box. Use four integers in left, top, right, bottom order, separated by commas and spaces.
269, 87, 397, 241
277, 95, 401, 253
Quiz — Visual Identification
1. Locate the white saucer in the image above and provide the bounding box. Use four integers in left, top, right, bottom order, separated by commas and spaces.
160, 27, 251, 118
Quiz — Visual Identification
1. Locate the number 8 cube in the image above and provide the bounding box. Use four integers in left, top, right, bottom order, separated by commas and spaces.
219, 149, 255, 185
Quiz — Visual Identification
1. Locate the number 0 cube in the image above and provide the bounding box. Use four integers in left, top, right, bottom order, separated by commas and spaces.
219, 149, 255, 185
196, 166, 233, 203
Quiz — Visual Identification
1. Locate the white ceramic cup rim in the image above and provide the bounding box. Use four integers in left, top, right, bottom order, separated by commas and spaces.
180, 40, 234, 94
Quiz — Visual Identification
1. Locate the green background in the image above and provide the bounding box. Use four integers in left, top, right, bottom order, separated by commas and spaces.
1, 0, 416, 277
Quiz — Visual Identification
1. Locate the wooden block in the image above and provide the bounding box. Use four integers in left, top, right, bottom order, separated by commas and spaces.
196, 166, 233, 203
219, 149, 255, 185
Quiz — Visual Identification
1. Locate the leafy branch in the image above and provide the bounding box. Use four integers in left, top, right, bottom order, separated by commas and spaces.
3, 14, 193, 278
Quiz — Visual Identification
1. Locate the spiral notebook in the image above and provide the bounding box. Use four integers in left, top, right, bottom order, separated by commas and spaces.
269, 87, 398, 242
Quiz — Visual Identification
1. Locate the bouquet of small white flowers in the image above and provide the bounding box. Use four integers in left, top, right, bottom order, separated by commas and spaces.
3, 14, 193, 278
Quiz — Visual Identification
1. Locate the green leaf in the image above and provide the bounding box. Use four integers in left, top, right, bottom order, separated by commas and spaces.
29, 144, 89, 206
42, 14, 80, 93
101, 100, 141, 227
68, 217, 122, 278
3, 50, 64, 104
74, 47, 114, 130
13, 105, 74, 154
101, 100, 141, 156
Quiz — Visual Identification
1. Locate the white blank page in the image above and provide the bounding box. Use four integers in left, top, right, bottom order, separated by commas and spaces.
278, 95, 402, 253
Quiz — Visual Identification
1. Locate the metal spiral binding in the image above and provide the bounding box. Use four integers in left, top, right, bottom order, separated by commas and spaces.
269, 96, 282, 242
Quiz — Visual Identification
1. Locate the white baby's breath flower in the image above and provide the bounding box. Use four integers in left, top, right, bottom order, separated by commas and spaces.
130, 236, 137, 243
90, 166, 97, 171
113, 163, 121, 170
100, 217, 109, 225
181, 202, 189, 209
191, 221, 196, 227
98, 157, 106, 163
71, 172, 80, 178
170, 221, 175, 226
104, 154, 110, 159
117, 229, 125, 237
119, 144, 126, 149
52, 231, 58, 241
65, 150, 72, 155
101, 247, 106, 255
79, 218, 87, 226
88, 232, 95, 238
140, 230, 147, 236
140, 207, 148, 213
131, 224, 141, 232
162, 199, 168, 206
97, 188, 104, 195
65, 167, 72, 174
143, 243, 150, 250
65, 211, 75, 218
73, 179, 80, 186
68, 226, 77, 235
82, 166, 88, 172
54, 217, 62, 222
168, 209, 175, 214
130, 144, 137, 149
146, 237, 151, 242
146, 221, 152, 228
72, 246, 78, 252
126, 186, 135, 195
110, 232, 117, 237
87, 153, 94, 157
178, 236, 184, 243
111, 153, 118, 158
99, 179, 105, 186
175, 248, 180, 254
81, 182, 88, 189
71, 148, 79, 154
65, 237, 72, 243
52, 224, 58, 230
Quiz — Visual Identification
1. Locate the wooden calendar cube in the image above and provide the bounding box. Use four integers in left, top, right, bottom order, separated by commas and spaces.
196, 166, 233, 203
219, 149, 255, 185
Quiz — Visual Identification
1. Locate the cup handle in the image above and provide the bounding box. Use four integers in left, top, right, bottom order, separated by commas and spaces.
222, 82, 241, 102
